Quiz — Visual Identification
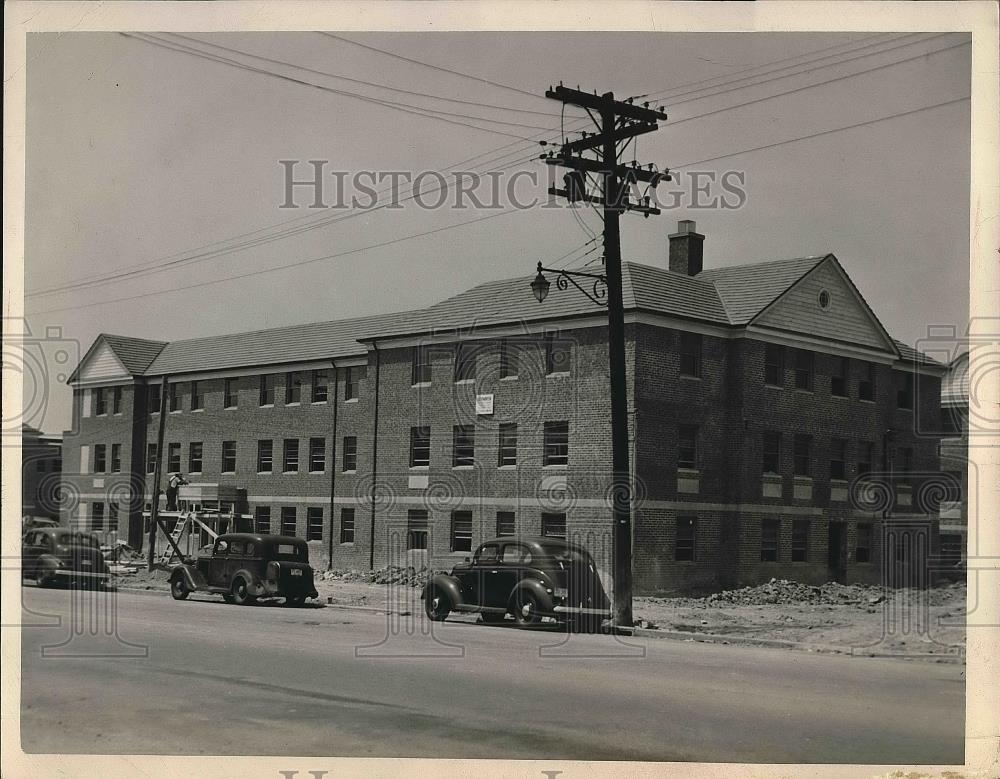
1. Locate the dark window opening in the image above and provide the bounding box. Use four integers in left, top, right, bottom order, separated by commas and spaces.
543, 421, 569, 466
794, 349, 814, 391
678, 425, 698, 470
761, 519, 780, 562
259, 374, 274, 406
545, 333, 571, 375
190, 381, 203, 410
93, 444, 107, 473
340, 509, 355, 544
407, 510, 428, 550
764, 344, 784, 386
311, 369, 329, 403
188, 442, 203, 473
541, 512, 566, 538
257, 440, 273, 473
791, 520, 809, 562
830, 438, 847, 481
342, 436, 358, 472
763, 432, 781, 474
280, 506, 297, 537
221, 441, 237, 473
793, 434, 811, 477
224, 378, 238, 408
309, 437, 325, 472
410, 427, 430, 468
496, 511, 515, 537
167, 443, 181, 473
285, 371, 302, 404
412, 346, 431, 385
306, 507, 323, 541
858, 363, 876, 402
675, 516, 696, 562
498, 423, 517, 467
283, 439, 299, 473
831, 357, 848, 397
255, 506, 271, 534
856, 523, 873, 563
679, 332, 702, 378
453, 425, 475, 467
451, 511, 473, 552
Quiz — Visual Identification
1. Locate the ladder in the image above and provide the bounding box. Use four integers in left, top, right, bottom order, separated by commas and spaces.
156, 511, 221, 565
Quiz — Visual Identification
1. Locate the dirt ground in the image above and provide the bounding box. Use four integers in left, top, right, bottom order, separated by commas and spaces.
113, 565, 966, 658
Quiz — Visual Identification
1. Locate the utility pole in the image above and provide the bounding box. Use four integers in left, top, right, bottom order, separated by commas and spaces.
147, 375, 168, 572
542, 85, 669, 629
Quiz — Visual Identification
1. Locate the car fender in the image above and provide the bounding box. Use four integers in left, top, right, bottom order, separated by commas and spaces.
36, 554, 61, 576
170, 564, 206, 591
424, 573, 464, 609
510, 578, 555, 613
232, 568, 265, 596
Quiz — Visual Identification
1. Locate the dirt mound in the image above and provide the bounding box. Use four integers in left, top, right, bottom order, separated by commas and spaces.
322, 566, 444, 588
646, 578, 966, 610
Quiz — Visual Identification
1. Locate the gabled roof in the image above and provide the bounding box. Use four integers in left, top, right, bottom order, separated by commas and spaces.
698, 255, 827, 324
941, 352, 969, 404
68, 333, 167, 382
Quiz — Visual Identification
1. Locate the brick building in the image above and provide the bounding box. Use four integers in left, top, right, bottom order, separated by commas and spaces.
62, 222, 946, 594
21, 423, 62, 520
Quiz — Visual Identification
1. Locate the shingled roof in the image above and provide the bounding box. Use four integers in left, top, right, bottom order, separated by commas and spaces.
71, 254, 942, 379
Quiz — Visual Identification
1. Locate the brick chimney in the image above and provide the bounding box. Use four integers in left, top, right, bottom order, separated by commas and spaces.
668, 220, 705, 276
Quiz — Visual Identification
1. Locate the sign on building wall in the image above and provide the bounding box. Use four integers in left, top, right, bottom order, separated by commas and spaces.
475, 394, 494, 415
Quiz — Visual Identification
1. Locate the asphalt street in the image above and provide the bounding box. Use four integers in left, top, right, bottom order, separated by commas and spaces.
19, 585, 964, 762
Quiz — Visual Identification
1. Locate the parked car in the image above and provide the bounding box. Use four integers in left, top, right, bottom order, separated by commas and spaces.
22, 527, 110, 588
169, 533, 318, 606
423, 537, 611, 631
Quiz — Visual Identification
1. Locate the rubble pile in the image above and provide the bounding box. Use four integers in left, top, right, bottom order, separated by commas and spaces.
323, 566, 444, 588
646, 578, 966, 610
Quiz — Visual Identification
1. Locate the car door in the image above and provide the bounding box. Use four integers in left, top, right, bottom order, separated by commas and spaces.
208, 538, 229, 586
225, 540, 245, 583
472, 543, 502, 608
493, 543, 529, 605
21, 531, 41, 577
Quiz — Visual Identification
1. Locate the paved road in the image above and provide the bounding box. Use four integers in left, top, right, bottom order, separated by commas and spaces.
19, 585, 964, 762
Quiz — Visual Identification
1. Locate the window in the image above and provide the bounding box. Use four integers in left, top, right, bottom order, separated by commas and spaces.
188, 442, 203, 473
793, 434, 811, 477
452, 425, 475, 467
791, 520, 810, 562
794, 349, 814, 391
309, 437, 325, 472
167, 443, 181, 473
451, 511, 473, 552
830, 438, 847, 481
148, 384, 162, 413
679, 332, 702, 378
761, 519, 779, 561
221, 441, 237, 473
111, 443, 122, 473
311, 370, 328, 403
477, 543, 500, 563
498, 423, 517, 467
764, 344, 784, 386
496, 511, 515, 537
407, 509, 428, 549
283, 439, 299, 473
541, 512, 566, 538
763, 432, 781, 474
94, 388, 107, 415
412, 345, 431, 385
259, 374, 274, 406
454, 343, 475, 382
858, 442, 874, 477
856, 523, 873, 563
257, 440, 273, 473
92, 503, 105, 531
499, 338, 518, 378
544, 333, 571, 375
285, 371, 302, 404
306, 507, 324, 541
93, 444, 107, 473
224, 378, 238, 408
255, 506, 271, 534
280, 506, 297, 536
112, 386, 122, 414
342, 436, 358, 472
340, 508, 355, 543
108, 503, 119, 532
678, 425, 698, 470
410, 426, 430, 467
896, 372, 913, 410
169, 383, 181, 412
146, 443, 157, 474
345, 366, 365, 400
831, 357, 848, 397
190, 381, 203, 410
543, 421, 569, 466
858, 362, 875, 402
675, 516, 696, 561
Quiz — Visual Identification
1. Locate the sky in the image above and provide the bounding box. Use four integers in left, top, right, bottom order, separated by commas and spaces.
22, 31, 971, 434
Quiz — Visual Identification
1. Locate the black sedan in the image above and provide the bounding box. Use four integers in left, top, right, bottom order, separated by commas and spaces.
22, 527, 110, 588
423, 537, 610, 631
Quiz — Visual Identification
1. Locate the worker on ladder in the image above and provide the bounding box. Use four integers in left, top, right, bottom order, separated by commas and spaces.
165, 473, 189, 512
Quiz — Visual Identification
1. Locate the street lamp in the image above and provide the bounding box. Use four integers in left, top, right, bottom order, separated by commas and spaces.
530, 261, 607, 307
530, 263, 551, 303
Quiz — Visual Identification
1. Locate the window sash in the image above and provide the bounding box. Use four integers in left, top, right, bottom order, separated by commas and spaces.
309, 438, 325, 472
311, 370, 328, 403
190, 381, 202, 410
762, 433, 781, 474
793, 435, 811, 476
856, 524, 873, 563
257, 441, 273, 472
794, 350, 814, 390
498, 424, 517, 466
410, 427, 431, 467
678, 425, 698, 469
411, 346, 432, 384
791, 521, 809, 562
285, 372, 302, 404
541, 512, 566, 538
543, 422, 569, 466
679, 332, 702, 377
255, 507, 271, 534
169, 384, 181, 411
167, 443, 181, 472
224, 379, 238, 408
112, 387, 122, 414
188, 442, 203, 472
499, 339, 518, 378
283, 439, 299, 472
496, 511, 515, 537
94, 445, 107, 472
675, 517, 696, 561
146, 443, 158, 474
545, 334, 570, 375
306, 507, 323, 541
454, 343, 476, 382
221, 441, 237, 472
340, 509, 355, 543
451, 511, 473, 552
764, 345, 784, 386
342, 436, 358, 471
259, 375, 274, 406
407, 510, 429, 549
111, 444, 122, 472
760, 520, 780, 561
830, 439, 847, 480
280, 507, 297, 536
453, 425, 475, 466
95, 388, 107, 415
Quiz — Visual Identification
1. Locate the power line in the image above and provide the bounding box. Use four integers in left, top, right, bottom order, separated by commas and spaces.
164, 32, 569, 118
31, 207, 524, 315
672, 95, 969, 169
317, 32, 556, 105
28, 152, 539, 299
122, 33, 547, 140
663, 32, 956, 108
667, 39, 970, 128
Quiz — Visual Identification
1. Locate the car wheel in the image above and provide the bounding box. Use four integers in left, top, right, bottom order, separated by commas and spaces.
35, 565, 56, 588
170, 576, 190, 601
231, 577, 256, 606
285, 596, 306, 607
425, 589, 450, 621
222, 594, 235, 604
512, 591, 542, 627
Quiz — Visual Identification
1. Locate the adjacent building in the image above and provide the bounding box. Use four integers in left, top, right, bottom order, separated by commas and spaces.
21, 423, 62, 520
938, 352, 969, 568
62, 222, 946, 594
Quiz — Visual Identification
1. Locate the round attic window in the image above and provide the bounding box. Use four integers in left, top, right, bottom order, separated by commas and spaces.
818, 289, 831, 310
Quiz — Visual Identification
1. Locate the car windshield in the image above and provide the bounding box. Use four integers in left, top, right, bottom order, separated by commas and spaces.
548, 547, 594, 569
56, 532, 99, 547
